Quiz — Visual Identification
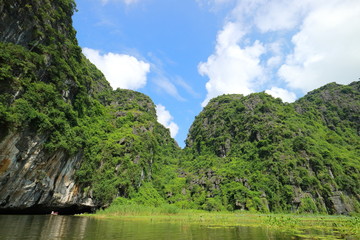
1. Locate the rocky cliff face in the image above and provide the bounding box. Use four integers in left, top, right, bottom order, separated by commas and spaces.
0, 0, 106, 214
0, 131, 94, 214
0, 0, 76, 48
0, 1, 100, 214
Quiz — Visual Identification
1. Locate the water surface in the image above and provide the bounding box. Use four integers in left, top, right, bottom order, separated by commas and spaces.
0, 214, 307, 239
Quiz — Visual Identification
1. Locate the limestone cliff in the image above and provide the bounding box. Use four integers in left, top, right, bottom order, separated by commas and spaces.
0, 0, 180, 213
0, 131, 94, 213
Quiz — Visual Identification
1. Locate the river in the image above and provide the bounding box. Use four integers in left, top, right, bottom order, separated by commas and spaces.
0, 214, 303, 240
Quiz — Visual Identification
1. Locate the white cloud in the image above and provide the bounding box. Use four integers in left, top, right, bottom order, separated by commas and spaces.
198, 22, 265, 107
83, 48, 150, 90
156, 104, 179, 138
265, 41, 285, 68
222, 0, 310, 32
253, 0, 310, 32
266, 56, 282, 68
199, 0, 360, 105
279, 1, 360, 92
265, 87, 297, 103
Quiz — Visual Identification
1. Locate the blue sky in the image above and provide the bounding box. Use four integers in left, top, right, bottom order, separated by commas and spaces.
73, 0, 360, 147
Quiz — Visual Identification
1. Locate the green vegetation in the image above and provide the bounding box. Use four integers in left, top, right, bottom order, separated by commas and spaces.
1, 0, 359, 218
1, 0, 180, 206
0, 38, 180, 204
86, 199, 360, 240
180, 84, 359, 213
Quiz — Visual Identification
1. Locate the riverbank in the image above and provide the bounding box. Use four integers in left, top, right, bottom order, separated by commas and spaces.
81, 204, 360, 239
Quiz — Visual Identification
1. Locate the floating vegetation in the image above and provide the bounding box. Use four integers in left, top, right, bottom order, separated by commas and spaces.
81, 205, 360, 239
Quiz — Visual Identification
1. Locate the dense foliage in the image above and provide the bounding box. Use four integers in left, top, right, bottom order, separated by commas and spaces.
1, 0, 359, 214
0, 0, 180, 206
179, 82, 360, 213
75, 89, 180, 204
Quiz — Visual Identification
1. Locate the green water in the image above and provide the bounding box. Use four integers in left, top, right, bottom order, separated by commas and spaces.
0, 215, 300, 239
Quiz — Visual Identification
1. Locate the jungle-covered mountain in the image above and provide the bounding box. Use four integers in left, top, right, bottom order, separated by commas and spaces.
0, 0, 179, 213
178, 82, 360, 214
0, 0, 359, 215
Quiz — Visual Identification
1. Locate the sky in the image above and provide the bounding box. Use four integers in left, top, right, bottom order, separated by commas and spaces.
73, 0, 360, 148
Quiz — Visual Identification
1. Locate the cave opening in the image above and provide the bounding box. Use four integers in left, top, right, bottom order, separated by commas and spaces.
0, 205, 97, 215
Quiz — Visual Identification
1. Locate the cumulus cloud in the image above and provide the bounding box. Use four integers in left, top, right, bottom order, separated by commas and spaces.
156, 104, 179, 138
279, 1, 360, 92
265, 87, 297, 103
251, 0, 309, 32
83, 48, 150, 90
199, 0, 360, 105
198, 22, 265, 107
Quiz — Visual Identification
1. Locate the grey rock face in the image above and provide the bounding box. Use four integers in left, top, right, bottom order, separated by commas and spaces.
0, 131, 96, 213
0, 2, 35, 46
0, 1, 76, 48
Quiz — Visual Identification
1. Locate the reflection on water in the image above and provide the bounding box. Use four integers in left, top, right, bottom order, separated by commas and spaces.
0, 215, 294, 240
0, 215, 90, 240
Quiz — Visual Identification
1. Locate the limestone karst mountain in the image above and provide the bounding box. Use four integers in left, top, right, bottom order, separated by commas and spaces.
0, 0, 179, 214
181, 82, 359, 214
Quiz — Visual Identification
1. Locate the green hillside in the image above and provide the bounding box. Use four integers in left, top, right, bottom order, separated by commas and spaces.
178, 82, 360, 214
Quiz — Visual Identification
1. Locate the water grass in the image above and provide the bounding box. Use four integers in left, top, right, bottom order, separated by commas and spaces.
96, 203, 181, 216
81, 204, 360, 239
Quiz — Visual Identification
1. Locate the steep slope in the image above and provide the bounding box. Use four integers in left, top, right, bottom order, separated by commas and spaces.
179, 82, 360, 214
75, 89, 179, 204
0, 0, 179, 213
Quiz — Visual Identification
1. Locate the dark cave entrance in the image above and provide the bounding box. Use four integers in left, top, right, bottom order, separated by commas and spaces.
0, 205, 97, 215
